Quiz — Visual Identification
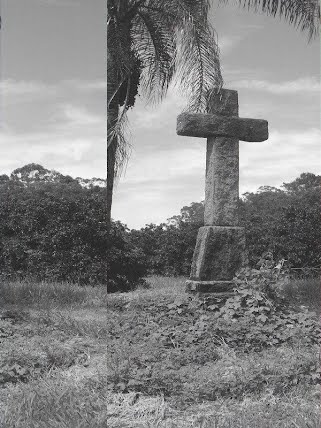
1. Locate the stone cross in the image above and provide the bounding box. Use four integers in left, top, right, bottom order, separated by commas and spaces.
176, 89, 268, 293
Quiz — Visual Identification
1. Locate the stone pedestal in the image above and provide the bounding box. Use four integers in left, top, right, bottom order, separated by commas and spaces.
186, 226, 247, 293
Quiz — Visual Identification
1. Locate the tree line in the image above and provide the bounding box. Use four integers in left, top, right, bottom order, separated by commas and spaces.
0, 166, 319, 290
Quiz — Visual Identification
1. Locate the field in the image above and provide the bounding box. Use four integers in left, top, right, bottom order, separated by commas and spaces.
0, 281, 108, 428
1, 276, 320, 427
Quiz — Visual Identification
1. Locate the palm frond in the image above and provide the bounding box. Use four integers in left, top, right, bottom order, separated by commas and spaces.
220, 0, 320, 40
110, 114, 131, 181
171, 0, 223, 112
132, 0, 223, 112
108, 116, 131, 180
131, 7, 175, 105
108, 77, 132, 179
108, 0, 137, 179
174, 13, 223, 111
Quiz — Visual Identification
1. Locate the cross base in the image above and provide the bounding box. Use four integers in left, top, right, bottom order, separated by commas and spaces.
186, 280, 235, 294
188, 226, 248, 293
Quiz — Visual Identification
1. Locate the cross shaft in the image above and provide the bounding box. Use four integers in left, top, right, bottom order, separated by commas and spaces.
176, 89, 268, 226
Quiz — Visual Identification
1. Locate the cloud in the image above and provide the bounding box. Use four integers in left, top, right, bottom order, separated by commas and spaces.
34, 0, 78, 6
0, 78, 106, 100
129, 91, 186, 132
231, 77, 320, 94
57, 103, 103, 126
70, 80, 107, 91
120, 140, 205, 187
219, 35, 243, 55
0, 128, 106, 178
61, 79, 107, 91
0, 79, 55, 99
0, 78, 106, 179
1, 76, 106, 132
240, 128, 321, 192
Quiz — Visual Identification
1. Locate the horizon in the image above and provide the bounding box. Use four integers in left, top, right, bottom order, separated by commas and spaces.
2, 163, 318, 230
1, 162, 107, 181
125, 169, 320, 230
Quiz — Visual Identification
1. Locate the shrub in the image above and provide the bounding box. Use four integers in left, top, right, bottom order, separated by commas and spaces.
107, 221, 148, 292
0, 180, 107, 285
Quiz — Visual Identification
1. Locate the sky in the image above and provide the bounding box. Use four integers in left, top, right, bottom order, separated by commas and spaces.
0, 1, 319, 229
0, 0, 106, 178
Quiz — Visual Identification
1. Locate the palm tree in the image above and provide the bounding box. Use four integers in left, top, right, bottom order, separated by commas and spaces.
107, 0, 319, 228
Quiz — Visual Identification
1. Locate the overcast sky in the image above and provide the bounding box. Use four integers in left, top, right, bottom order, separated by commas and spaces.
0, 1, 319, 229
0, 0, 106, 178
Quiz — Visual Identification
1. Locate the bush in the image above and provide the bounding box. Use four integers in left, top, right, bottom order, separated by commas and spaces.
107, 221, 148, 292
0, 180, 107, 285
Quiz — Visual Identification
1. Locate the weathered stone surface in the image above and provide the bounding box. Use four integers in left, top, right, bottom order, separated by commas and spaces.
208, 89, 239, 116
190, 226, 247, 281
177, 113, 268, 142
204, 90, 240, 226
205, 136, 239, 226
186, 280, 234, 293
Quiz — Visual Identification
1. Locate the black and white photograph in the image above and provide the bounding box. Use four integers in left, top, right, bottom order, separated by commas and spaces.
1, 0, 320, 427
108, 1, 320, 426
0, 1, 107, 426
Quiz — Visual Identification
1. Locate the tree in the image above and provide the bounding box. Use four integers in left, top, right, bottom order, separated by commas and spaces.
282, 172, 320, 194
107, 0, 319, 229
0, 172, 107, 285
239, 173, 321, 267
277, 173, 321, 267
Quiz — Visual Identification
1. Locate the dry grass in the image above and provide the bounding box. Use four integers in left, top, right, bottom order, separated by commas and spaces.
282, 277, 320, 313
133, 276, 187, 298
107, 390, 320, 428
0, 279, 107, 308
0, 279, 107, 427
107, 276, 188, 310
3, 372, 108, 428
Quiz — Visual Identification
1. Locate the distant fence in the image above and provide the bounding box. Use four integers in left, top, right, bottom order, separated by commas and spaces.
288, 267, 320, 280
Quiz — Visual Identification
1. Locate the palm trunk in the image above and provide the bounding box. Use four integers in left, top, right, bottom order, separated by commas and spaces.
107, 11, 133, 231
107, 29, 119, 231
107, 106, 118, 229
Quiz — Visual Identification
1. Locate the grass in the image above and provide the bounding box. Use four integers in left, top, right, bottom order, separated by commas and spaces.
0, 279, 107, 427
282, 277, 320, 312
4, 373, 108, 428
106, 391, 320, 427
0, 279, 108, 308
1, 276, 319, 427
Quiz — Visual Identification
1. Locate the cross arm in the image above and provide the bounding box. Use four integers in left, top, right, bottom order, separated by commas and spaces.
177, 113, 268, 142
